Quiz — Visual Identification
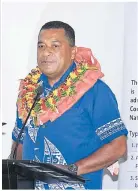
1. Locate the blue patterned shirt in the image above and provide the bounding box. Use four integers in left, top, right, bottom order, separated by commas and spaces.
12, 62, 128, 189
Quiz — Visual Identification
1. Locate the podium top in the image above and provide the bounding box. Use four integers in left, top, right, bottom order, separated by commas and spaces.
2, 159, 86, 184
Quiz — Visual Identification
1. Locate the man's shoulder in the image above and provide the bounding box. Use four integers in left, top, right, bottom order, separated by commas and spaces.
95, 79, 112, 90
87, 79, 113, 96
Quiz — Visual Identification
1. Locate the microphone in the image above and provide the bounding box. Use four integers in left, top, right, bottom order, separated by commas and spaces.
10, 85, 43, 160
2, 122, 7, 135
2, 122, 7, 126
35, 85, 43, 98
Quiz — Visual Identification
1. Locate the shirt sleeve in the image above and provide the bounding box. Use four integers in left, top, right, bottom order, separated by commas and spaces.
91, 80, 128, 144
12, 106, 24, 144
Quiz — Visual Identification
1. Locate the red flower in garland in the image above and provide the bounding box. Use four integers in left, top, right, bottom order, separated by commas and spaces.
41, 99, 47, 110
74, 70, 79, 76
60, 84, 68, 91
57, 89, 62, 97
52, 98, 56, 105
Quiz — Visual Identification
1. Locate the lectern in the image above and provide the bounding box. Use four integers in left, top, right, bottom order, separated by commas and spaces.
2, 159, 85, 189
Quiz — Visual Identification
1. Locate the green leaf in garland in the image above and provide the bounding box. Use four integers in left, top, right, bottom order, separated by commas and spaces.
61, 91, 67, 97
34, 103, 41, 112
46, 101, 51, 108
33, 89, 38, 96
53, 96, 60, 102
70, 86, 75, 91
34, 116, 37, 126
72, 77, 79, 83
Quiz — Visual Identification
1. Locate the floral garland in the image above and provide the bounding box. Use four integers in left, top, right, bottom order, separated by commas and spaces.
17, 62, 98, 125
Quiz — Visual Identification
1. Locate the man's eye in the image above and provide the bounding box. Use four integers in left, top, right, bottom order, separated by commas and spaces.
38, 44, 44, 48
53, 44, 60, 48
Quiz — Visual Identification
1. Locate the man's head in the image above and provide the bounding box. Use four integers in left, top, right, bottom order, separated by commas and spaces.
37, 21, 76, 82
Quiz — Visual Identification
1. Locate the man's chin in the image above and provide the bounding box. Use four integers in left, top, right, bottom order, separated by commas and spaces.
40, 68, 57, 77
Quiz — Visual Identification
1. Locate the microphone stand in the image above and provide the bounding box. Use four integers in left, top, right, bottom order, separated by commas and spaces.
10, 90, 42, 160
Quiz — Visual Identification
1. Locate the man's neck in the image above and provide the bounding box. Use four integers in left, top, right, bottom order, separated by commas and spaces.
48, 77, 61, 87
48, 69, 68, 87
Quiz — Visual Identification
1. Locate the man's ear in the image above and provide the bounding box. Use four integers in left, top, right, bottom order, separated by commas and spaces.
71, 46, 77, 60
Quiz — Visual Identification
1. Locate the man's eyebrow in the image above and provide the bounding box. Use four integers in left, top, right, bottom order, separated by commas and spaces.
38, 41, 44, 44
51, 40, 61, 43
38, 40, 61, 44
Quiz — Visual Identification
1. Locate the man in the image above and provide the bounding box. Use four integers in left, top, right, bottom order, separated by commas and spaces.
11, 21, 128, 189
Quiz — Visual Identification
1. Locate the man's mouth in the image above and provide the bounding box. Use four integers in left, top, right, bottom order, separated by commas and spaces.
41, 60, 56, 64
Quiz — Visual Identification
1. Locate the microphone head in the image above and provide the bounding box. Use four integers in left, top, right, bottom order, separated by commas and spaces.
2, 122, 7, 126
36, 85, 43, 96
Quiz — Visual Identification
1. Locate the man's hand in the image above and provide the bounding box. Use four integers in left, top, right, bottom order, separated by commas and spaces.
75, 135, 127, 175
52, 164, 77, 174
10, 141, 22, 160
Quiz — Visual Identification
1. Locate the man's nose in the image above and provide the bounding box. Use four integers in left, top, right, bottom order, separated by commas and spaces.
43, 47, 53, 57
